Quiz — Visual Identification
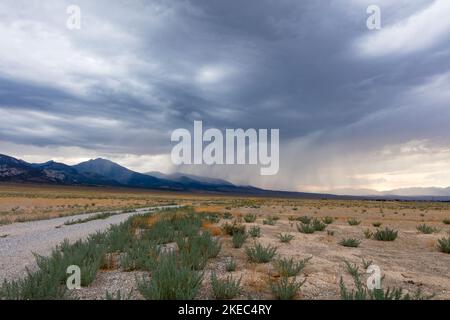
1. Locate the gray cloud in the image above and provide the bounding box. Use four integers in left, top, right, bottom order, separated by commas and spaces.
1, 0, 450, 191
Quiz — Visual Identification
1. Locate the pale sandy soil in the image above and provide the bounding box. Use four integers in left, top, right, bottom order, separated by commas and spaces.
74, 202, 450, 300
209, 204, 450, 299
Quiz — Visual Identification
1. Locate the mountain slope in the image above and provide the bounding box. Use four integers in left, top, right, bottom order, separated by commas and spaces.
146, 171, 234, 186
0, 154, 121, 186
0, 154, 46, 182
73, 159, 256, 192
73, 158, 184, 190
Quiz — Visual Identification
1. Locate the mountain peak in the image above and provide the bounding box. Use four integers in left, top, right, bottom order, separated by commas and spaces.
0, 154, 241, 193
77, 158, 126, 170
88, 158, 113, 163
0, 154, 30, 166
38, 160, 56, 166
73, 158, 141, 186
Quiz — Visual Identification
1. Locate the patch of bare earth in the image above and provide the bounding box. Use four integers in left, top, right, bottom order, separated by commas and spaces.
73, 271, 147, 300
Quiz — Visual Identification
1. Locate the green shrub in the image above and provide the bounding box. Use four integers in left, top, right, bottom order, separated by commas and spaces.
343, 260, 360, 278
298, 216, 312, 224
277, 233, 294, 243
263, 217, 276, 225
35, 238, 106, 287
339, 238, 361, 248
273, 257, 311, 277
270, 277, 305, 300
171, 213, 202, 237
105, 222, 135, 252
222, 222, 245, 236
372, 222, 382, 227
0, 234, 108, 299
416, 224, 438, 234
340, 260, 433, 300
347, 218, 361, 226
210, 272, 241, 299
243, 214, 257, 223
222, 212, 233, 220
232, 231, 248, 248
198, 232, 221, 259
296, 223, 315, 234
120, 240, 159, 271
64, 211, 117, 225
373, 227, 398, 241
0, 267, 69, 300
142, 219, 176, 244
311, 219, 327, 231
437, 237, 450, 253
245, 243, 277, 263
248, 226, 261, 238
225, 258, 237, 272
363, 229, 373, 239
177, 232, 221, 270
443, 219, 450, 225
177, 241, 208, 270
105, 290, 132, 300
202, 213, 220, 224
137, 253, 203, 300
322, 216, 334, 224
361, 258, 373, 270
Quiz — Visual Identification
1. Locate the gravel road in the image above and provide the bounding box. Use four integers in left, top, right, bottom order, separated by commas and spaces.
0, 205, 180, 283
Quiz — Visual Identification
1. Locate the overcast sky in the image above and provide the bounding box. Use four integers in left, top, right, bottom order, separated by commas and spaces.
1, 0, 450, 192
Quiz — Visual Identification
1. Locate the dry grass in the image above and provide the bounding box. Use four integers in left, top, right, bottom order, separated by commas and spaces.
0, 184, 188, 224
131, 215, 162, 230
201, 221, 223, 236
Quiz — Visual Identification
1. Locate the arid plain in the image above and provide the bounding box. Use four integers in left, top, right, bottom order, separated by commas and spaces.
0, 184, 449, 300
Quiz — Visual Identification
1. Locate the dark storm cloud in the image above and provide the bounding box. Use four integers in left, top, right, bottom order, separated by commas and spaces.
1, 0, 450, 190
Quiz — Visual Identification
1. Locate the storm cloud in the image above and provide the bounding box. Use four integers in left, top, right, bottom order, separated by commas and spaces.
1, 0, 450, 192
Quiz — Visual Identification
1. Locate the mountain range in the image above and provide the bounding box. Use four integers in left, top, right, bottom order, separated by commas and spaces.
1, 153, 450, 200
0, 153, 273, 195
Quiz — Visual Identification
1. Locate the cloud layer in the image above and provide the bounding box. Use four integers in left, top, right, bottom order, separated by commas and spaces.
1, 0, 450, 192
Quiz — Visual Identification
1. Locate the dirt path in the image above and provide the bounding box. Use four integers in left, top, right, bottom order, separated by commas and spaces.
0, 205, 180, 283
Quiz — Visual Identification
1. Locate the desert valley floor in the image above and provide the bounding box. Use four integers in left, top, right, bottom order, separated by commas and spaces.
0, 184, 449, 300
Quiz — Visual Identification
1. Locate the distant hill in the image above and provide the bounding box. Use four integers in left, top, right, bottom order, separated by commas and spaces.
331, 187, 450, 198
146, 171, 234, 186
